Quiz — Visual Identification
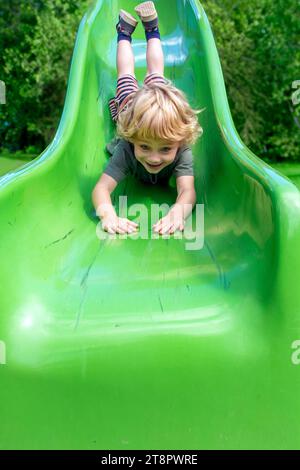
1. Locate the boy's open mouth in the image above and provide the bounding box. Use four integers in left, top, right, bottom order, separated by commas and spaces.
146, 162, 163, 168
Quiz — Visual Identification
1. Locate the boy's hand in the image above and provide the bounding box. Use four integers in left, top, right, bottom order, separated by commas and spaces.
153, 210, 185, 235
101, 214, 139, 234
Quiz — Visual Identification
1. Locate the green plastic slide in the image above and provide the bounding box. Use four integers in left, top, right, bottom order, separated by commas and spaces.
1, 0, 300, 450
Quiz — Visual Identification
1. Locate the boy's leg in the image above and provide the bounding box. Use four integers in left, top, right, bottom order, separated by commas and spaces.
146, 37, 164, 76
117, 40, 135, 78
115, 40, 139, 117
135, 2, 164, 77
116, 10, 138, 78
109, 11, 139, 122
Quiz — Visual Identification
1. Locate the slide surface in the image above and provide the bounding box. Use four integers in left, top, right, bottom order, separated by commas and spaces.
1, 0, 300, 449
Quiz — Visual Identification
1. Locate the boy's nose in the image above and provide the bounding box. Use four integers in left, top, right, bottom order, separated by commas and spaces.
149, 153, 161, 163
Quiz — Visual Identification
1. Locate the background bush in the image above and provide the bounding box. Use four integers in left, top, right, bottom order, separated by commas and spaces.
0, 0, 299, 161
0, 0, 89, 154
202, 0, 300, 161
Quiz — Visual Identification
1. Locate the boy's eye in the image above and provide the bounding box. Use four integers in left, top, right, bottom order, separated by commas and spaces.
139, 144, 172, 152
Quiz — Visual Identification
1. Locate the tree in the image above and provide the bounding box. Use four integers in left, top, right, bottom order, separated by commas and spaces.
202, 0, 300, 161
0, 0, 89, 153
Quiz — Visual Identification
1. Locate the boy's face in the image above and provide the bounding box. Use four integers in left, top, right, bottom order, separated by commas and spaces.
133, 138, 181, 173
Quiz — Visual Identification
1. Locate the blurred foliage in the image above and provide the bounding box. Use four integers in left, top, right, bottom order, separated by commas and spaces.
0, 0, 89, 153
0, 0, 299, 161
202, 0, 300, 161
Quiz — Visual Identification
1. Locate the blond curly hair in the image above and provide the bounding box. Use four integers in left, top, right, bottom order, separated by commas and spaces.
116, 79, 204, 145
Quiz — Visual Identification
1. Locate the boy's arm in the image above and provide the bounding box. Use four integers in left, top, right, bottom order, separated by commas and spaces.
92, 143, 131, 224
170, 146, 196, 218
152, 175, 196, 234
169, 175, 196, 219
92, 173, 118, 219
92, 173, 138, 234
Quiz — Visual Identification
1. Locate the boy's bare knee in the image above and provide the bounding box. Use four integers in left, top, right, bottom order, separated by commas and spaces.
118, 72, 136, 79
146, 69, 164, 77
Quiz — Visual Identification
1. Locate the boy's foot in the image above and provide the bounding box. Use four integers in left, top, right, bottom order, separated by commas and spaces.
134, 1, 158, 31
116, 9, 138, 37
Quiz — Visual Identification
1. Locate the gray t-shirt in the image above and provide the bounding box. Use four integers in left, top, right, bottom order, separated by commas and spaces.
103, 137, 194, 185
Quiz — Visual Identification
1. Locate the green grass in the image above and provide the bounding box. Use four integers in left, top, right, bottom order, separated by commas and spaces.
271, 163, 300, 190
0, 153, 36, 177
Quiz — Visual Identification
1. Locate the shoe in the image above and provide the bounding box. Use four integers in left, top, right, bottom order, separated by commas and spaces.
134, 1, 158, 30
135, 2, 157, 22
116, 9, 138, 36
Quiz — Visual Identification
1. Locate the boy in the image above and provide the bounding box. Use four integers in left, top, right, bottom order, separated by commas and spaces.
92, 2, 203, 235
